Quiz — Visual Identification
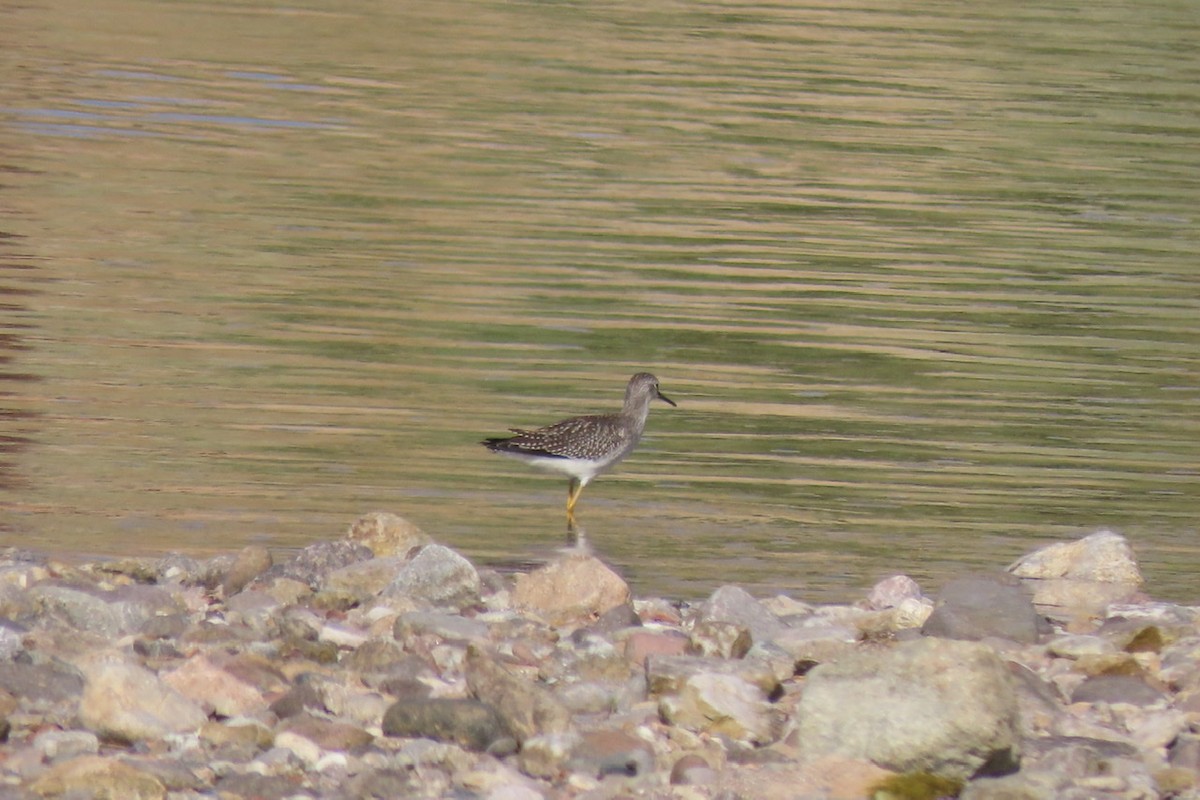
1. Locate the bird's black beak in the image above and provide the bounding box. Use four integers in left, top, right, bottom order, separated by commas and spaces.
657, 390, 677, 407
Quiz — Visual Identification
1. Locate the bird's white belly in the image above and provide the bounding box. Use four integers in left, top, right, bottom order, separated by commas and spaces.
501, 452, 613, 483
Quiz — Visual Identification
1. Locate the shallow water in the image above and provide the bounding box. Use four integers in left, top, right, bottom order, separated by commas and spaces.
2, 0, 1198, 602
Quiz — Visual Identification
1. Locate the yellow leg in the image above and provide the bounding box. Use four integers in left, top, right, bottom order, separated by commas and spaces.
566, 478, 584, 516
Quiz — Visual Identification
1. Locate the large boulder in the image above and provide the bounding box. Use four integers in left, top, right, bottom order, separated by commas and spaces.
795, 637, 1020, 780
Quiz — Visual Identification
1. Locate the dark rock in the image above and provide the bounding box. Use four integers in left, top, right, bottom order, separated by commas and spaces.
922, 574, 1041, 644
381, 697, 510, 752
0, 661, 84, 705
269, 682, 327, 718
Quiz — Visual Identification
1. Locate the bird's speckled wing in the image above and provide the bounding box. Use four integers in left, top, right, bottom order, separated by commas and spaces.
482, 414, 632, 461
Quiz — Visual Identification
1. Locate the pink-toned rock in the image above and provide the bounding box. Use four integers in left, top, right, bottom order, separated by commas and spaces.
512, 553, 630, 626
718, 757, 893, 799
78, 660, 206, 743
621, 630, 689, 666
163, 655, 267, 718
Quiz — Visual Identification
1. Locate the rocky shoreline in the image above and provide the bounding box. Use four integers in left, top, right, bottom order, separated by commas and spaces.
0, 515, 1196, 799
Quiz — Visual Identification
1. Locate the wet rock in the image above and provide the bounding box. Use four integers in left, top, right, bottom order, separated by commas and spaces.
922, 573, 1041, 643
694, 585, 784, 644
465, 645, 572, 742
382, 697, 511, 752
511, 553, 630, 626
796, 637, 1020, 780
347, 510, 431, 557
78, 660, 206, 743
384, 544, 481, 608
1009, 530, 1143, 619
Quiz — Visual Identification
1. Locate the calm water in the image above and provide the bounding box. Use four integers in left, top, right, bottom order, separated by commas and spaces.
2, 0, 1198, 602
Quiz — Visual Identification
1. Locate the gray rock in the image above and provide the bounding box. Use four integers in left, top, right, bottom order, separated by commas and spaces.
384, 544, 481, 608
323, 555, 409, 602
259, 540, 374, 589
31, 583, 181, 638
922, 574, 1041, 643
465, 645, 571, 743
1069, 674, 1166, 706
382, 697, 510, 752
393, 610, 490, 643
694, 585, 783, 644
795, 638, 1020, 780
0, 661, 84, 705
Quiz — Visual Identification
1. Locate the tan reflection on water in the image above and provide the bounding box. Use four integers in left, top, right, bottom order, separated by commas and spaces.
1, 0, 1198, 602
